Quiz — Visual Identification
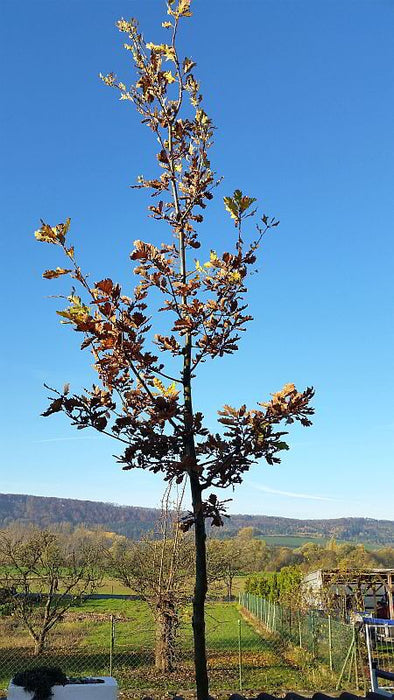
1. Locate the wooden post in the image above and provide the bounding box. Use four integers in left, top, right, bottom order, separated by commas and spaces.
336, 637, 354, 691
353, 623, 359, 690
372, 584, 377, 616
387, 573, 394, 620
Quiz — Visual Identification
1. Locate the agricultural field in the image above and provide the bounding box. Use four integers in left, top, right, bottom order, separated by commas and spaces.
257, 535, 328, 548
256, 535, 382, 550
0, 598, 337, 696
97, 578, 137, 596
86, 575, 248, 598
9, 575, 245, 599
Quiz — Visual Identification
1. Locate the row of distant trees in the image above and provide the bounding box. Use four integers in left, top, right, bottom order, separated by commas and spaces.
283, 538, 394, 571
1, 521, 393, 661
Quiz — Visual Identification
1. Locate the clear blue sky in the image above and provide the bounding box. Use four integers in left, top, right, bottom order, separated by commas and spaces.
1, 0, 393, 521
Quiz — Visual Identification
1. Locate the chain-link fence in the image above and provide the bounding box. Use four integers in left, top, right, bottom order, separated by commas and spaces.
239, 593, 369, 693
0, 598, 370, 697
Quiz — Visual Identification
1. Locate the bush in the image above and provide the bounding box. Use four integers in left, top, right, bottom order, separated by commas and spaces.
12, 667, 67, 700
244, 566, 302, 605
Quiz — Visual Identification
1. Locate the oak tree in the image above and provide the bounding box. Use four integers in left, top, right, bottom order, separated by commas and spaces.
34, 2, 314, 697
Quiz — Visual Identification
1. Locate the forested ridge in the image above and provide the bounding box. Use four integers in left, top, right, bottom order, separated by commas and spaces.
0, 493, 393, 543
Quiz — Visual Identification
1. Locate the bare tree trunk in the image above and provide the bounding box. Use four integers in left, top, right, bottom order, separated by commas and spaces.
228, 578, 233, 602
154, 605, 177, 672
182, 336, 209, 699
33, 633, 46, 656
189, 471, 209, 700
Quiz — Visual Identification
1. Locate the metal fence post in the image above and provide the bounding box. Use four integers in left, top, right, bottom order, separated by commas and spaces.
328, 614, 333, 672
272, 603, 276, 632
109, 614, 115, 677
238, 618, 243, 692
298, 612, 302, 649
311, 611, 316, 658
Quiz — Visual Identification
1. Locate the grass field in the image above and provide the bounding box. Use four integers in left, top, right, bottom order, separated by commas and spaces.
92, 575, 248, 598
0, 598, 337, 696
97, 578, 137, 595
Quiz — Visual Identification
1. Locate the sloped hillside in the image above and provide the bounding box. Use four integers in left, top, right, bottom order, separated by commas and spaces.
0, 493, 393, 543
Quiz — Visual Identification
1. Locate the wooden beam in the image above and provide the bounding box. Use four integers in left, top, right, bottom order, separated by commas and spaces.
388, 573, 394, 620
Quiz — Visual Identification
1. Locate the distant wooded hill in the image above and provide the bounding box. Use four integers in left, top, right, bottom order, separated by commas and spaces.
0, 493, 393, 544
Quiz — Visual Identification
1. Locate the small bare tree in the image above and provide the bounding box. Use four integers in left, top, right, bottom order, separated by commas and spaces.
34, 2, 314, 696
108, 488, 193, 672
207, 539, 244, 601
0, 528, 102, 655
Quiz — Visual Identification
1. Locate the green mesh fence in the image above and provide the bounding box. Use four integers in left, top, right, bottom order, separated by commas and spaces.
239, 593, 368, 691
0, 599, 368, 696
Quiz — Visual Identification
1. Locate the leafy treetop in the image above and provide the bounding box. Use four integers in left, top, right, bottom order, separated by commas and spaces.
34, 0, 314, 532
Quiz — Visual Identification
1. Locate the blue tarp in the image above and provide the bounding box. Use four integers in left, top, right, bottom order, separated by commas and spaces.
362, 616, 394, 625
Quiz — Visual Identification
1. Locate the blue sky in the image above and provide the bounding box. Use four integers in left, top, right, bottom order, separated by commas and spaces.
1, 0, 393, 521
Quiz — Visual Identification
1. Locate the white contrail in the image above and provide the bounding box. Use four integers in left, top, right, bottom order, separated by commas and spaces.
34, 436, 101, 444
251, 483, 339, 502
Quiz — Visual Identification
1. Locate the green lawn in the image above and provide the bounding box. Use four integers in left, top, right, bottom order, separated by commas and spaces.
97, 578, 136, 595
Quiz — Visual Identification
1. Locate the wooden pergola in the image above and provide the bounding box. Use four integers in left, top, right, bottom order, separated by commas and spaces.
319, 568, 394, 619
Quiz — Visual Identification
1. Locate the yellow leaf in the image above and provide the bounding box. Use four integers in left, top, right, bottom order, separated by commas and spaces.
223, 196, 238, 221
34, 224, 58, 244
196, 109, 208, 125
34, 218, 70, 245
164, 46, 176, 62
42, 267, 72, 279
164, 382, 179, 398
177, 0, 192, 17
146, 42, 175, 61
117, 19, 136, 34
146, 42, 164, 51
153, 377, 166, 394
153, 376, 179, 399
183, 57, 196, 74
163, 70, 176, 84
56, 297, 91, 325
